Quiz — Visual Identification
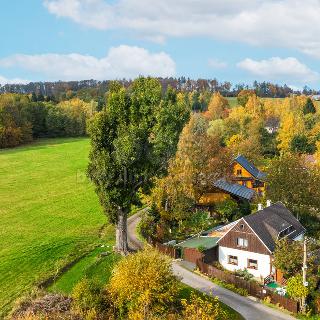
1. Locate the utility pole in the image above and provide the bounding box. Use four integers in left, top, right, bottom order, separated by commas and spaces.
302, 236, 308, 312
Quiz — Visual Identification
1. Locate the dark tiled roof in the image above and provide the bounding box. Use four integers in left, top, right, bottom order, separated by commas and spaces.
235, 155, 267, 180
213, 179, 256, 201
244, 202, 306, 252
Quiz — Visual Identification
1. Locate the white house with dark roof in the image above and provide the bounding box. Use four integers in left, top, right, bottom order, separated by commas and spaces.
216, 202, 306, 282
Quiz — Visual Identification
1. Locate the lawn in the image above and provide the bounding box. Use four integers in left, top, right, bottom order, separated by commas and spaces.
48, 247, 120, 294
0, 137, 112, 317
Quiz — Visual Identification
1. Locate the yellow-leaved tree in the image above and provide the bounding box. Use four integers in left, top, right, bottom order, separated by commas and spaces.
245, 94, 263, 117
204, 92, 229, 121
277, 112, 305, 152
108, 248, 180, 319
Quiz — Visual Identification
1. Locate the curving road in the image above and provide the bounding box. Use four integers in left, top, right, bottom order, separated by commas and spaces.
127, 212, 145, 250
127, 213, 296, 320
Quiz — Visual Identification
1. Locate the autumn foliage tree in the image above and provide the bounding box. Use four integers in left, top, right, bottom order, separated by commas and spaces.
237, 89, 255, 107
273, 239, 303, 278
152, 114, 231, 214
286, 275, 309, 308
204, 92, 229, 120
108, 248, 179, 318
266, 153, 320, 213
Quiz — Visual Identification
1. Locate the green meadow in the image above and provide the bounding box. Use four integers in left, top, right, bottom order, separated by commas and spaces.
0, 138, 112, 317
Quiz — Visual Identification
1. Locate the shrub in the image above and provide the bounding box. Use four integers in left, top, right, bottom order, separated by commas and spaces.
108, 248, 180, 317
211, 278, 248, 297
181, 293, 228, 320
71, 278, 106, 316
215, 199, 241, 222
234, 268, 254, 281
11, 294, 74, 320
286, 275, 309, 307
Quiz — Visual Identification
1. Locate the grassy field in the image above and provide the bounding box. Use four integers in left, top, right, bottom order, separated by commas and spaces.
48, 247, 120, 294
0, 138, 112, 317
226, 97, 238, 107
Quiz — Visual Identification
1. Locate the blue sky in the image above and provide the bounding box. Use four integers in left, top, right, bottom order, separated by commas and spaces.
0, 0, 320, 88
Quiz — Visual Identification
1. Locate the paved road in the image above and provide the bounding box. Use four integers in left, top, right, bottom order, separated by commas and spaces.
173, 262, 295, 320
127, 213, 296, 320
127, 212, 145, 250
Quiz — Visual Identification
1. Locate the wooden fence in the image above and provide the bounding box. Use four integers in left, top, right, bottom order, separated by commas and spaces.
153, 242, 179, 259
196, 260, 299, 314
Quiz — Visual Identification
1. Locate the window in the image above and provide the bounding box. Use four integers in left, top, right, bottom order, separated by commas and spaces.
228, 255, 238, 265
278, 226, 295, 239
252, 180, 264, 188
240, 224, 245, 230
237, 237, 248, 248
248, 259, 258, 270
237, 169, 242, 176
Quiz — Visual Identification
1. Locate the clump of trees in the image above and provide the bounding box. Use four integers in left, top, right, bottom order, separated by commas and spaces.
0, 93, 96, 148
140, 90, 320, 244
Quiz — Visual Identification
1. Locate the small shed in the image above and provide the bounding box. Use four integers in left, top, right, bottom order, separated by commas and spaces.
177, 236, 220, 264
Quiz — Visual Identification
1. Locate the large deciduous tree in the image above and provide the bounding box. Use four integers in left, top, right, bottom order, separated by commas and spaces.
87, 79, 190, 254
204, 92, 229, 121
266, 154, 320, 214
273, 239, 303, 278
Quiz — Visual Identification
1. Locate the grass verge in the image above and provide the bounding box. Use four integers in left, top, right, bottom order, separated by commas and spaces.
179, 284, 245, 320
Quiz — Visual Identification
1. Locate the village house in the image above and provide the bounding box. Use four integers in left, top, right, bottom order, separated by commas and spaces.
216, 202, 305, 282
177, 202, 306, 284
199, 154, 266, 206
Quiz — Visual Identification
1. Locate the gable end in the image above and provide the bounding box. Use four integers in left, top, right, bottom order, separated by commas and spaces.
218, 219, 271, 255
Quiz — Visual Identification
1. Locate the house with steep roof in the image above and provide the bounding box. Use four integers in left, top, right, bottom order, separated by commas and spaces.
217, 202, 306, 282
232, 155, 266, 195
198, 155, 266, 206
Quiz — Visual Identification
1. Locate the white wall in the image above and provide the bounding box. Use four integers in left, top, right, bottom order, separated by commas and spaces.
219, 246, 271, 279
293, 233, 304, 241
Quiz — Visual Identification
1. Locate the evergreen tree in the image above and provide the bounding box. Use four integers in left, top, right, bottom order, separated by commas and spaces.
303, 98, 316, 114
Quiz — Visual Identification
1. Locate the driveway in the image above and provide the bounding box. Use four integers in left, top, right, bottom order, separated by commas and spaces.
127, 213, 296, 320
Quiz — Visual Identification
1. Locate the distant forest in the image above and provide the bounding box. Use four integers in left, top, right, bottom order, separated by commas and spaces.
1, 77, 319, 101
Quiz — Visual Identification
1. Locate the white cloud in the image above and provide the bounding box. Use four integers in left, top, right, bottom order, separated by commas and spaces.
237, 57, 319, 83
0, 75, 29, 85
0, 45, 176, 81
44, 0, 320, 58
208, 58, 227, 69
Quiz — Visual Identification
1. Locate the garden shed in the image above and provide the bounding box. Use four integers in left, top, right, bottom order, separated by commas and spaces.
176, 236, 220, 264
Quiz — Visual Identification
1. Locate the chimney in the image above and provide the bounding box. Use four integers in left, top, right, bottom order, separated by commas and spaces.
266, 200, 272, 207
258, 203, 263, 211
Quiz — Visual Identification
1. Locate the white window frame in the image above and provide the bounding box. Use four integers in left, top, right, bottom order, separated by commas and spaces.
228, 255, 238, 265
237, 237, 248, 248
248, 258, 258, 270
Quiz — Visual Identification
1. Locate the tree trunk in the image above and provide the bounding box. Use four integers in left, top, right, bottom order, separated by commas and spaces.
115, 208, 129, 255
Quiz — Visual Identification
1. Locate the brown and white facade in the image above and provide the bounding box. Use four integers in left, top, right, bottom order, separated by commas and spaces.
216, 202, 306, 281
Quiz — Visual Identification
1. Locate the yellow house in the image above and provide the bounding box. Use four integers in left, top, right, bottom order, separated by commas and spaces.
232, 155, 266, 196
198, 155, 266, 206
